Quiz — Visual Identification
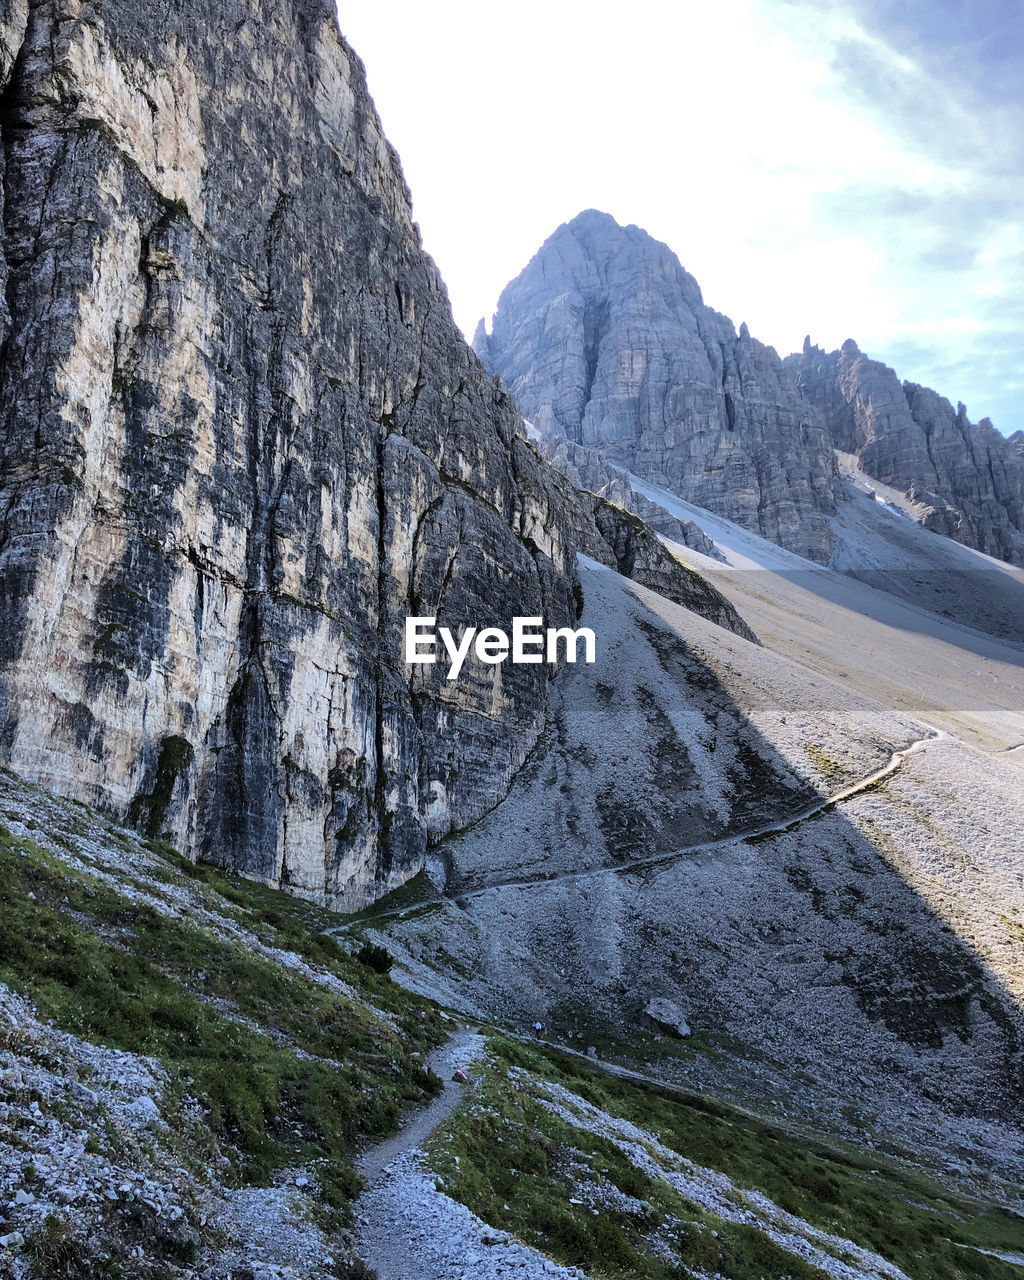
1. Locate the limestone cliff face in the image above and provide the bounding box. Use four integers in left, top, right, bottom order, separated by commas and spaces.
475, 211, 843, 563
525, 430, 720, 558
790, 340, 1024, 566
0, 0, 751, 907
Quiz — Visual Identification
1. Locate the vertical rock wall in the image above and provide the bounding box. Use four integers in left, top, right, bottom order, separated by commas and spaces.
0, 0, 611, 907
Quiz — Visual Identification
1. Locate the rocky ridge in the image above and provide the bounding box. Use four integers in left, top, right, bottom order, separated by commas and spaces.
475, 210, 844, 564
789, 338, 1024, 566
527, 429, 721, 559
478, 211, 1023, 574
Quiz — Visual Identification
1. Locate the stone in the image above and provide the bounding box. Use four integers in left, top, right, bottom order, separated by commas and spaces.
124, 1095, 160, 1127
69, 1082, 98, 1108
642, 997, 691, 1039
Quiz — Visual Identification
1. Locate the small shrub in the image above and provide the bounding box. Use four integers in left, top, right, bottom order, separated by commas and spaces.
331, 1255, 380, 1279
356, 942, 393, 975
25, 1213, 89, 1277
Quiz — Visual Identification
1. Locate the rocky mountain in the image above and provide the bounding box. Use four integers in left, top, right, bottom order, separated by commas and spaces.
477, 211, 1024, 575
789, 338, 1024, 566
474, 210, 844, 564
0, 0, 748, 909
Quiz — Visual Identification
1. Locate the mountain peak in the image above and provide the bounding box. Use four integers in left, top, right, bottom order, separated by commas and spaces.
565, 207, 621, 230
484, 216, 841, 563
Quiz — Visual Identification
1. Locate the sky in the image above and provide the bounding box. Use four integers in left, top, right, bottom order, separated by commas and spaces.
338, 1, 1023, 436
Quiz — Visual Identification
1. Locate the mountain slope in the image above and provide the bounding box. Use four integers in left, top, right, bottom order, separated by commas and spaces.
3, 766, 1022, 1279
0, 764, 447, 1275
370, 553, 1024, 1195
474, 210, 843, 563
622, 476, 1024, 749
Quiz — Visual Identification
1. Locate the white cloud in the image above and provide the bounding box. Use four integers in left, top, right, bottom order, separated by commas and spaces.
336, 0, 1022, 433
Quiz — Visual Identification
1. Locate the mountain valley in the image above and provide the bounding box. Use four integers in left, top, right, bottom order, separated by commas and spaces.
0, 2, 1021, 1278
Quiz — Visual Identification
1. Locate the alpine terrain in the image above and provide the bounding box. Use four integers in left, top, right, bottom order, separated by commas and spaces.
0, 4, 1021, 1280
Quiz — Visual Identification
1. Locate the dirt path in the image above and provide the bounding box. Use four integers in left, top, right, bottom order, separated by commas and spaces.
450, 728, 946, 900
354, 1028, 593, 1280
338, 730, 945, 934
357, 1026, 484, 1187
333, 724, 950, 937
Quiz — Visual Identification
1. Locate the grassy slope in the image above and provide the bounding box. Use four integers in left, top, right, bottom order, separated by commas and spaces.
2, 771, 1023, 1279
0, 778, 445, 1229
426, 1036, 1024, 1280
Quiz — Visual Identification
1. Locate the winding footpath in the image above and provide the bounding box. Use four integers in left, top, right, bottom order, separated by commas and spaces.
348, 728, 955, 1280
354, 1029, 591, 1280
447, 728, 947, 902
338, 730, 947, 931
356, 1028, 484, 1187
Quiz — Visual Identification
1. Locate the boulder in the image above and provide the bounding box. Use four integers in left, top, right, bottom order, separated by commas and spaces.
642, 997, 691, 1039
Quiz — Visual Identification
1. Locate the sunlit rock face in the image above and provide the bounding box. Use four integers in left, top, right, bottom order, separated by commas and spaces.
0, 0, 751, 908
475, 210, 844, 564
790, 339, 1024, 566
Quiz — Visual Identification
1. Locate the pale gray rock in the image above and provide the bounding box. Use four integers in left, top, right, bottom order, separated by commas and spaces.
790, 338, 1024, 566
642, 997, 691, 1039
477, 210, 843, 563
531, 431, 721, 557
591, 500, 758, 643
0, 5, 751, 909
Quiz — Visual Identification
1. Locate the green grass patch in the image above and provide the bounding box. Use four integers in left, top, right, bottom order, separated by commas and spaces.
341, 866, 439, 925
144, 840, 443, 1026
0, 822, 445, 1218
459, 1037, 1024, 1280
424, 1039, 1024, 1280
428, 1048, 836, 1280
805, 742, 846, 783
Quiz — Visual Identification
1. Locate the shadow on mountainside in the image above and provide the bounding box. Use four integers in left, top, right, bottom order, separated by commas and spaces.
379, 565, 1024, 1178
778, 568, 1024, 663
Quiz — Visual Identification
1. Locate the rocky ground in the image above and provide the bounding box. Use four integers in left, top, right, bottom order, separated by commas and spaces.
354, 1031, 594, 1280
0, 768, 450, 1278
361, 552, 1024, 1203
